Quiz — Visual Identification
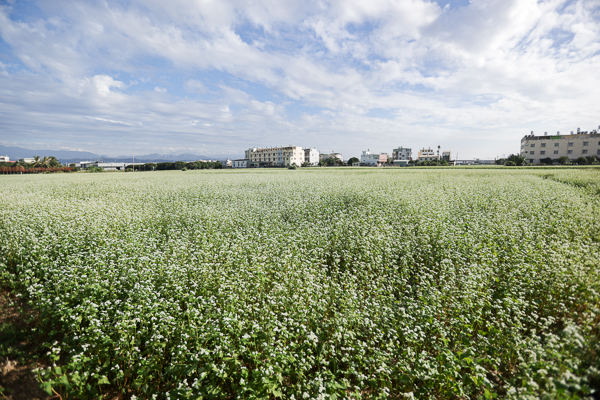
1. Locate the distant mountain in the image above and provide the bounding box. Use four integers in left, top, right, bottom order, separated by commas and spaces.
112, 153, 229, 162
0, 145, 239, 163
0, 145, 103, 162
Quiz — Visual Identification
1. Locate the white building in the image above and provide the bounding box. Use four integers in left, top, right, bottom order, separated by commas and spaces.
97, 162, 127, 171
0, 155, 9, 162
23, 158, 35, 163
360, 150, 388, 167
76, 161, 96, 169
223, 158, 232, 168
417, 148, 439, 162
392, 147, 412, 161
232, 159, 248, 168
246, 146, 305, 167
520, 128, 600, 164
304, 148, 320, 165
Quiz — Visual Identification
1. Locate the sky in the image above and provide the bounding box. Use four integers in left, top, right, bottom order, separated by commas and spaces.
0, 0, 599, 160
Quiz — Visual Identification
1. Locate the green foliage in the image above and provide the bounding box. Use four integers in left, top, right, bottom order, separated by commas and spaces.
540, 157, 554, 165
87, 165, 103, 173
576, 156, 588, 165
558, 156, 570, 165
347, 157, 359, 165
0, 168, 599, 399
505, 161, 516, 166
507, 154, 526, 166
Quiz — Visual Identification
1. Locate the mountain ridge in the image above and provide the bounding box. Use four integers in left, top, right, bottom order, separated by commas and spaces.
0, 145, 238, 163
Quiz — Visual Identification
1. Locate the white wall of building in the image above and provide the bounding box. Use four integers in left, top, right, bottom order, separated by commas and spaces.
304, 148, 320, 165
232, 159, 248, 168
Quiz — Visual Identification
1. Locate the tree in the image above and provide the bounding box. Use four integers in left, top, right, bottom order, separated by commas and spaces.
347, 157, 359, 165
557, 156, 569, 165
173, 161, 187, 170
507, 154, 526, 166
88, 165, 103, 173
576, 156, 588, 165
540, 157, 554, 165
505, 161, 516, 166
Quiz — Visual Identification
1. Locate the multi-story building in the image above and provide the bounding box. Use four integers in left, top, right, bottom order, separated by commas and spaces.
442, 151, 451, 162
520, 127, 600, 164
232, 159, 248, 168
304, 148, 320, 165
319, 152, 343, 162
246, 146, 305, 167
417, 148, 438, 162
360, 150, 388, 167
392, 147, 412, 161
0, 155, 9, 162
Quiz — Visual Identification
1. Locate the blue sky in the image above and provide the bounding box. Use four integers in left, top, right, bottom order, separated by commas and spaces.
0, 0, 599, 159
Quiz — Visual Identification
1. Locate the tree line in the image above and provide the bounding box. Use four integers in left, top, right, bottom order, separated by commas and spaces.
0, 156, 74, 174
495, 154, 599, 166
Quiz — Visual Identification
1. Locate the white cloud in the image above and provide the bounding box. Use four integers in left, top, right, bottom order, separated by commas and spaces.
0, 0, 598, 158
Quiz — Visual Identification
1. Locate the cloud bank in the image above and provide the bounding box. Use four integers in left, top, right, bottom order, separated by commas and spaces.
0, 0, 599, 159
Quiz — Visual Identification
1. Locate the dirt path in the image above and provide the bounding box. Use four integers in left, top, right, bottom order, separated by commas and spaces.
0, 290, 50, 400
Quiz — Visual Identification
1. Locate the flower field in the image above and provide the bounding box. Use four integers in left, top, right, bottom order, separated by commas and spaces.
0, 168, 599, 399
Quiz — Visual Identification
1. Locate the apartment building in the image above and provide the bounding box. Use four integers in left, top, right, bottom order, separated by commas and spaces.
417, 148, 438, 161
360, 150, 388, 166
392, 147, 412, 161
520, 127, 600, 164
246, 146, 305, 167
304, 148, 320, 165
232, 159, 248, 168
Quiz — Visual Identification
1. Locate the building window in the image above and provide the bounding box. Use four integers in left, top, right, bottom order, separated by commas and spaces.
540, 151, 545, 155
530, 151, 535, 155
554, 143, 559, 147
597, 149, 600, 155
554, 150, 558, 154
530, 143, 535, 147
568, 142, 574, 146
568, 150, 573, 154
541, 143, 546, 147
583, 142, 588, 146
583, 150, 588, 154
